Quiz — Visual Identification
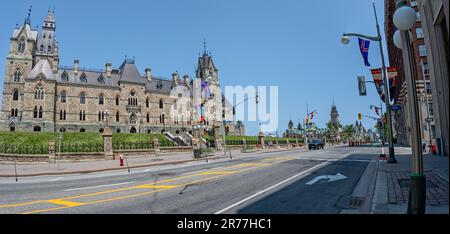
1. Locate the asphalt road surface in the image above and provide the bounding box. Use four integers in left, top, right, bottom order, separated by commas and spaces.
0, 146, 379, 214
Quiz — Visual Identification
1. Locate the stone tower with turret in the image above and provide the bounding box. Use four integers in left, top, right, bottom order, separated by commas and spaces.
330, 99, 341, 141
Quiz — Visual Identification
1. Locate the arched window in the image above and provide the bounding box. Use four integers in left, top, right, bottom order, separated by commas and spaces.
11, 108, 18, 117
146, 97, 149, 108
60, 91, 66, 103
159, 99, 164, 109
79, 111, 83, 121
60, 109, 63, 120
80, 128, 86, 132
99, 94, 104, 105
12, 90, 19, 101
128, 91, 137, 106
47, 45, 51, 53
59, 127, 66, 132
130, 113, 137, 124
18, 37, 25, 52
34, 85, 44, 100
146, 113, 150, 123
116, 111, 120, 122
115, 95, 120, 106
160, 114, 165, 124
38, 106, 43, 118
33, 106, 38, 118
61, 71, 68, 81
80, 92, 86, 104
14, 69, 21, 82
40, 45, 44, 52
174, 100, 178, 110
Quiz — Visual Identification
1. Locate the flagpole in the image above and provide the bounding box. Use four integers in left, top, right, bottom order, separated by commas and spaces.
373, 2, 397, 163
341, 3, 397, 163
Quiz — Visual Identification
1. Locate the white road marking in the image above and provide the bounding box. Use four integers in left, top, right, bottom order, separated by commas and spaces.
63, 181, 134, 192
214, 161, 329, 214
305, 173, 347, 185
47, 177, 64, 182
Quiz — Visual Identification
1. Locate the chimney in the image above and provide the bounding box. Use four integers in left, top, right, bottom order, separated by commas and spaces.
183, 74, 190, 85
105, 63, 112, 78
172, 72, 179, 84
145, 67, 151, 81
74, 59, 79, 76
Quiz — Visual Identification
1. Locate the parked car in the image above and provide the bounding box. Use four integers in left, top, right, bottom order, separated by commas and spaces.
309, 139, 325, 150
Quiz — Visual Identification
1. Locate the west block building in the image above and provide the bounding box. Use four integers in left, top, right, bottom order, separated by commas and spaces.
0, 10, 237, 137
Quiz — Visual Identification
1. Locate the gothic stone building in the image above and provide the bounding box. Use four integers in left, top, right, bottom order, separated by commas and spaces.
0, 10, 235, 134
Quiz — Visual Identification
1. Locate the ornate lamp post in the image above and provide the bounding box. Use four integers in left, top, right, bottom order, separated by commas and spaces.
341, 3, 397, 163
393, 0, 425, 214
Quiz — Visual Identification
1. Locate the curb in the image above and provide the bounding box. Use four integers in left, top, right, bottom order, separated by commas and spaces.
344, 159, 379, 212
0, 155, 231, 178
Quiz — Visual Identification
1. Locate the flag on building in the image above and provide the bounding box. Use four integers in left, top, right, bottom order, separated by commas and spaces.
358, 38, 371, 67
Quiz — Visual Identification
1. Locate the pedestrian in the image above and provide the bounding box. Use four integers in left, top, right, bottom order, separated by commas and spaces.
421, 140, 426, 153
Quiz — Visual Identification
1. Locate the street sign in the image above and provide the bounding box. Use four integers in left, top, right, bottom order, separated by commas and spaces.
390, 105, 401, 111
425, 117, 434, 122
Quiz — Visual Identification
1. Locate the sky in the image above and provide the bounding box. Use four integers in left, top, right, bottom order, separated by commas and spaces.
0, 0, 390, 136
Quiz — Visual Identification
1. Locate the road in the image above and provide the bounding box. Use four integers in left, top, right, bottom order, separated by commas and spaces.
0, 146, 379, 214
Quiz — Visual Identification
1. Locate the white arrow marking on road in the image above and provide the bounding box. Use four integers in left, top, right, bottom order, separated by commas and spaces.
305, 173, 347, 185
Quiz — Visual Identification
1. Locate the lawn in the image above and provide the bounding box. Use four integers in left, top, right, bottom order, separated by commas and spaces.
0, 131, 172, 147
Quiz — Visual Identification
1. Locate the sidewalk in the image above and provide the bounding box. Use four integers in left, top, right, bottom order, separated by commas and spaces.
371, 146, 449, 214
0, 146, 310, 177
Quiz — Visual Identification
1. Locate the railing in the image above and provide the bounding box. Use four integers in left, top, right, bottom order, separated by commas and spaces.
0, 144, 48, 155
113, 141, 154, 150
60, 143, 104, 153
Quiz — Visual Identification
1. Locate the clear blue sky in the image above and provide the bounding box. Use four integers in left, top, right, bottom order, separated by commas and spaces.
0, 0, 390, 135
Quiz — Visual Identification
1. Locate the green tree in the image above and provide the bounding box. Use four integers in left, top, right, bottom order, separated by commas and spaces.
341, 124, 355, 141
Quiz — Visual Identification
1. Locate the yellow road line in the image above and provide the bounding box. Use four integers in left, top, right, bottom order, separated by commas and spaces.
4, 155, 292, 212
22, 175, 225, 214
47, 199, 84, 207
200, 171, 235, 175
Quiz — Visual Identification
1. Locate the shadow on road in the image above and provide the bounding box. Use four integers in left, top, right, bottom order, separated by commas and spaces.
235, 154, 377, 214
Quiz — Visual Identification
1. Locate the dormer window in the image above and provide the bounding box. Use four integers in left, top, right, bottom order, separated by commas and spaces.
157, 81, 163, 90
97, 74, 105, 83
61, 71, 68, 81
43, 34, 46, 38
80, 72, 87, 82
40, 45, 44, 51
47, 46, 52, 53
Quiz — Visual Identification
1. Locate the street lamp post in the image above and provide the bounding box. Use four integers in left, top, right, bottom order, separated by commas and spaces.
393, 0, 425, 214
342, 3, 397, 163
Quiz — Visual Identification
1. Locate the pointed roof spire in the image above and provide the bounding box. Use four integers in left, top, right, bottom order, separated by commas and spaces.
203, 38, 207, 55
24, 5, 32, 26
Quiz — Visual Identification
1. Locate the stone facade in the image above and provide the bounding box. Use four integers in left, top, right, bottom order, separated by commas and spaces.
1, 10, 238, 136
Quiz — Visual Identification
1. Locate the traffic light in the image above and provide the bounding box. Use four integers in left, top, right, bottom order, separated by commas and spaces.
255, 91, 260, 104
232, 107, 236, 115
358, 112, 362, 120
357, 76, 367, 96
